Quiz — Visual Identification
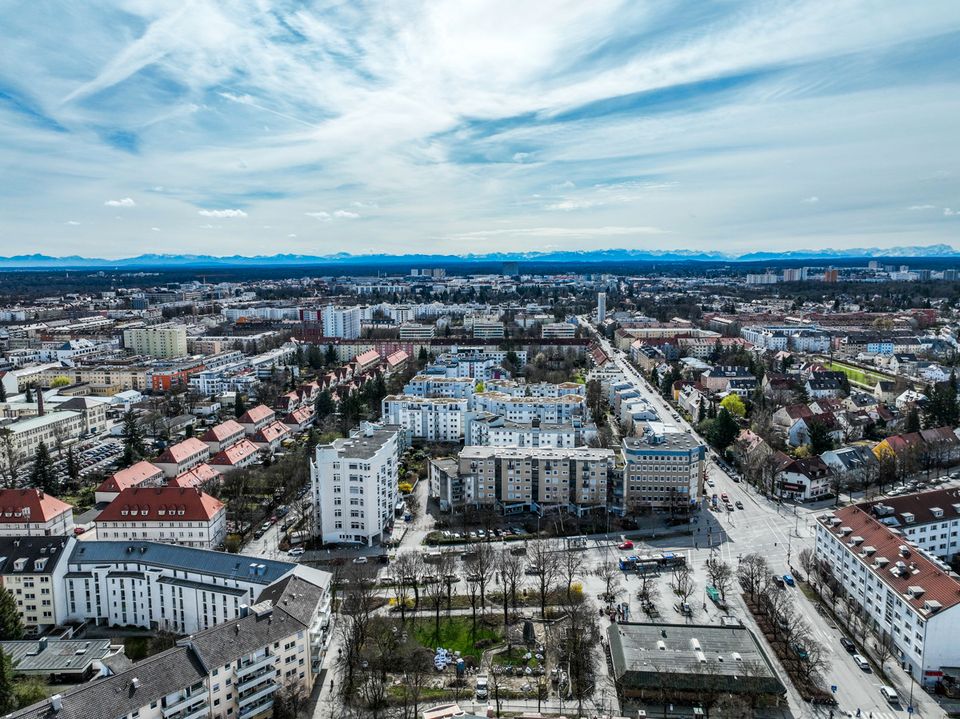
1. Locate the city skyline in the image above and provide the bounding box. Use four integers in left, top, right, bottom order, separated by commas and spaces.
2, 1, 959, 258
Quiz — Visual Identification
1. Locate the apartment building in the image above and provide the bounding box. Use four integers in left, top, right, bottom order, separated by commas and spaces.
399, 323, 436, 340
456, 445, 613, 514
0, 536, 73, 632
467, 415, 591, 448
621, 430, 705, 514
471, 321, 505, 339
815, 506, 960, 685
322, 305, 362, 339
403, 375, 476, 399
472, 391, 586, 424
154, 437, 211, 478
381, 395, 469, 442
238, 405, 276, 436
209, 439, 261, 473
201, 419, 246, 454
860, 488, 960, 562
95, 461, 166, 503
0, 489, 74, 536
122, 325, 188, 359
16, 571, 333, 719
94, 487, 226, 549
0, 411, 83, 474
541, 322, 576, 339
311, 423, 401, 546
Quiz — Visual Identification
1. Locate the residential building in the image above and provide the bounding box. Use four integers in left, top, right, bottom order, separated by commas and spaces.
403, 375, 475, 399
860, 488, 960, 561
597, 292, 606, 323
95, 461, 165, 504
248, 421, 291, 454
472, 391, 586, 424
201, 419, 246, 454
122, 325, 187, 359
322, 305, 362, 339
471, 321, 505, 339
238, 405, 276, 436
311, 423, 401, 546
0, 535, 73, 632
94, 487, 226, 548
0, 637, 118, 683
0, 411, 84, 476
467, 415, 593, 448
456, 445, 613, 514
170, 463, 222, 491
775, 454, 833, 501
153, 437, 211, 478
541, 322, 576, 339
815, 506, 960, 685
381, 395, 469, 442
621, 429, 705, 514
16, 571, 333, 719
0, 489, 74, 537
399, 323, 436, 340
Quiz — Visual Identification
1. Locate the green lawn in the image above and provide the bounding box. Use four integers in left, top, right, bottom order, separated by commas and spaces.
411, 616, 503, 660
822, 360, 887, 388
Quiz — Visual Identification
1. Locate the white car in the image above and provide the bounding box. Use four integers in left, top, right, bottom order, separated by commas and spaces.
352, 556, 368, 564
706, 479, 715, 487
288, 547, 305, 557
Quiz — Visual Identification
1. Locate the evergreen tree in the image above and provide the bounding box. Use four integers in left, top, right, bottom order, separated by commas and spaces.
314, 389, 335, 421
120, 411, 145, 467
0, 587, 23, 640
324, 344, 337, 366
708, 408, 739, 451
807, 419, 834, 455
307, 344, 323, 369
65, 447, 80, 489
233, 393, 247, 419
905, 407, 921, 433
0, 382, 5, 402
29, 442, 56, 494
24, 386, 32, 403
0, 651, 15, 715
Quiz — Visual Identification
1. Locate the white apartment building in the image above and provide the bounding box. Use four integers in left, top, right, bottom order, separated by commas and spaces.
597, 292, 606, 323
399, 323, 436, 340
403, 375, 476, 399
472, 391, 586, 425
21, 570, 333, 719
94, 487, 226, 549
322, 305, 362, 339
467, 416, 581, 448
95, 461, 166, 504
621, 429, 705, 514
0, 536, 74, 632
311, 423, 401, 546
471, 321, 505, 339
0, 489, 75, 536
122, 325, 188, 359
860, 488, 960, 562
153, 437, 211, 478
541, 322, 576, 338
815, 506, 960, 685
381, 395, 468, 442
0, 411, 84, 474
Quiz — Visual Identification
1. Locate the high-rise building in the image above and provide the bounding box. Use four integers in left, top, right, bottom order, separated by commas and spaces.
621, 430, 705, 514
122, 325, 187, 358
311, 423, 401, 546
597, 291, 607, 323
823, 267, 839, 283
321, 305, 362, 339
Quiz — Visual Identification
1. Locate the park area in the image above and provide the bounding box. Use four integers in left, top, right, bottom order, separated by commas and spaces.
820, 359, 890, 388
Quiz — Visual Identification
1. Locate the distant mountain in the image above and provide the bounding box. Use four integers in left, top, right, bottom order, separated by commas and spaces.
0, 244, 958, 269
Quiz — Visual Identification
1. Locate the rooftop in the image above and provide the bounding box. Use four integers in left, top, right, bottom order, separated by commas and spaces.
95, 487, 223, 523
0, 489, 73, 523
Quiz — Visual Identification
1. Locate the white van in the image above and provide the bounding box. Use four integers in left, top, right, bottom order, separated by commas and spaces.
852, 653, 870, 671
475, 675, 488, 700
879, 686, 899, 704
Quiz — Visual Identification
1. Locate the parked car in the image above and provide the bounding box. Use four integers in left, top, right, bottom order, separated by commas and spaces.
852, 654, 870, 671
771, 574, 785, 588
352, 556, 368, 564
735, 501, 744, 510
288, 547, 305, 557
618, 540, 634, 550
782, 574, 795, 587
879, 686, 900, 704
839, 636, 856, 653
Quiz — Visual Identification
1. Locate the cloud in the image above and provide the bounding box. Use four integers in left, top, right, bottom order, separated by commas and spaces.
946, 208, 958, 217
305, 211, 330, 221
307, 210, 359, 220
801, 196, 820, 204
287, 233, 297, 238
104, 198, 135, 207
448, 226, 669, 241
65, 220, 80, 226
512, 152, 531, 163
908, 204, 936, 210
333, 210, 360, 219
151, 227, 160, 231
197, 209, 247, 218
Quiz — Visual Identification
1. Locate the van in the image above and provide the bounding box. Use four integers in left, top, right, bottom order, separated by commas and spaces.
852, 653, 870, 671
475, 675, 488, 700
879, 686, 899, 704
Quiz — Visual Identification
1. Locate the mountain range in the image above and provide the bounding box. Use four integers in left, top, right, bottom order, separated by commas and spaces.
0, 245, 958, 269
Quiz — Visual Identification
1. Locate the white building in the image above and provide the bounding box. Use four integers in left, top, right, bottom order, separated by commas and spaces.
381, 395, 468, 442
322, 305, 362, 339
94, 487, 226, 549
122, 325, 188, 359
0, 489, 74, 537
403, 375, 476, 399
597, 292, 606, 324
399, 323, 436, 340
621, 429, 705, 514
311, 423, 401, 546
153, 437, 211, 478
472, 391, 586, 425
541, 322, 576, 339
815, 505, 960, 685
467, 416, 582, 448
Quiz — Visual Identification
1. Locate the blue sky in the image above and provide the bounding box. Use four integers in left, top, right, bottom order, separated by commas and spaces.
1, 1, 959, 258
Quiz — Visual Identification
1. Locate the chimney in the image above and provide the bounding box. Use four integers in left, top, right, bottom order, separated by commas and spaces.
37, 387, 44, 416
38, 637, 48, 651
131, 677, 140, 690
50, 695, 63, 712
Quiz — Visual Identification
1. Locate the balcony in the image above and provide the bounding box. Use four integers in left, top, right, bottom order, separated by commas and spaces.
162, 695, 207, 719
238, 682, 278, 710
235, 653, 274, 679
237, 666, 277, 693
238, 697, 274, 719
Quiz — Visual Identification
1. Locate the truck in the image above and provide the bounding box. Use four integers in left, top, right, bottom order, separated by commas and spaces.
706, 585, 728, 609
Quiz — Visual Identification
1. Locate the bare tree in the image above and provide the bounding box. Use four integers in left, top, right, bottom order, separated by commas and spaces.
636, 567, 660, 612
873, 628, 895, 678
670, 563, 695, 605
705, 553, 734, 601
497, 549, 525, 622
423, 552, 455, 644
737, 553, 770, 600
529, 538, 560, 618
593, 560, 623, 604
392, 553, 415, 622
558, 545, 583, 605
473, 542, 496, 610
0, 428, 19, 488
336, 565, 378, 701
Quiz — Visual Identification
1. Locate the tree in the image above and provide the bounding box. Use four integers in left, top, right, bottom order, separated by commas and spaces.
593, 561, 622, 604
720, 394, 746, 418
0, 587, 23, 640
233, 393, 247, 418
806, 419, 834, 455
529, 538, 560, 618
0, 382, 5, 403
272, 684, 308, 719
705, 553, 734, 601
670, 563, 695, 605
0, 429, 18, 489
497, 549, 525, 620
905, 407, 921, 433
0, 652, 15, 715
737, 553, 769, 600
64, 447, 80, 490
120, 411, 145, 467
315, 389, 335, 421
704, 408, 739, 451
50, 375, 71, 388
24, 386, 32, 403
29, 442, 56, 494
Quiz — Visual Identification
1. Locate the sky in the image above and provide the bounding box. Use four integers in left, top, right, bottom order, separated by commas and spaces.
1, 0, 959, 259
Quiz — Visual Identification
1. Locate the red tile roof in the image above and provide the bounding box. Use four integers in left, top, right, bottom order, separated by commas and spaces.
0, 489, 72, 523
97, 461, 164, 495
386, 350, 409, 369
239, 404, 275, 424
201, 420, 244, 442
96, 487, 223, 522
209, 439, 260, 467
283, 406, 314, 425
355, 349, 380, 367
825, 505, 960, 613
155, 437, 209, 464
170, 463, 222, 488
251, 420, 290, 444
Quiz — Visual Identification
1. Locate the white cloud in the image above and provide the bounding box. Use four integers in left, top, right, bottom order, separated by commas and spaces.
197, 209, 247, 218
801, 196, 820, 204
908, 204, 936, 210
65, 220, 80, 225
448, 225, 668, 241
946, 208, 958, 217
305, 211, 331, 220
287, 233, 297, 238
512, 152, 531, 163
104, 197, 135, 207
333, 210, 360, 219
151, 227, 160, 231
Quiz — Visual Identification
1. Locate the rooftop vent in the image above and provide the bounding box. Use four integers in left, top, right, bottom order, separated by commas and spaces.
899, 545, 911, 558
902, 512, 916, 524
907, 586, 925, 598
874, 557, 890, 568
131, 677, 140, 690
50, 695, 63, 712
931, 507, 944, 518
924, 599, 943, 614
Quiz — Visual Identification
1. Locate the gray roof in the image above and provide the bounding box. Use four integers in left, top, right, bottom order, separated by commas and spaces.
328, 425, 399, 459
68, 541, 294, 585
256, 573, 324, 627
0, 536, 71, 576
606, 622, 785, 696
1, 638, 112, 674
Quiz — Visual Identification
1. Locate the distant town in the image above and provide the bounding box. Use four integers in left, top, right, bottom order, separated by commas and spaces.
1, 258, 959, 719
